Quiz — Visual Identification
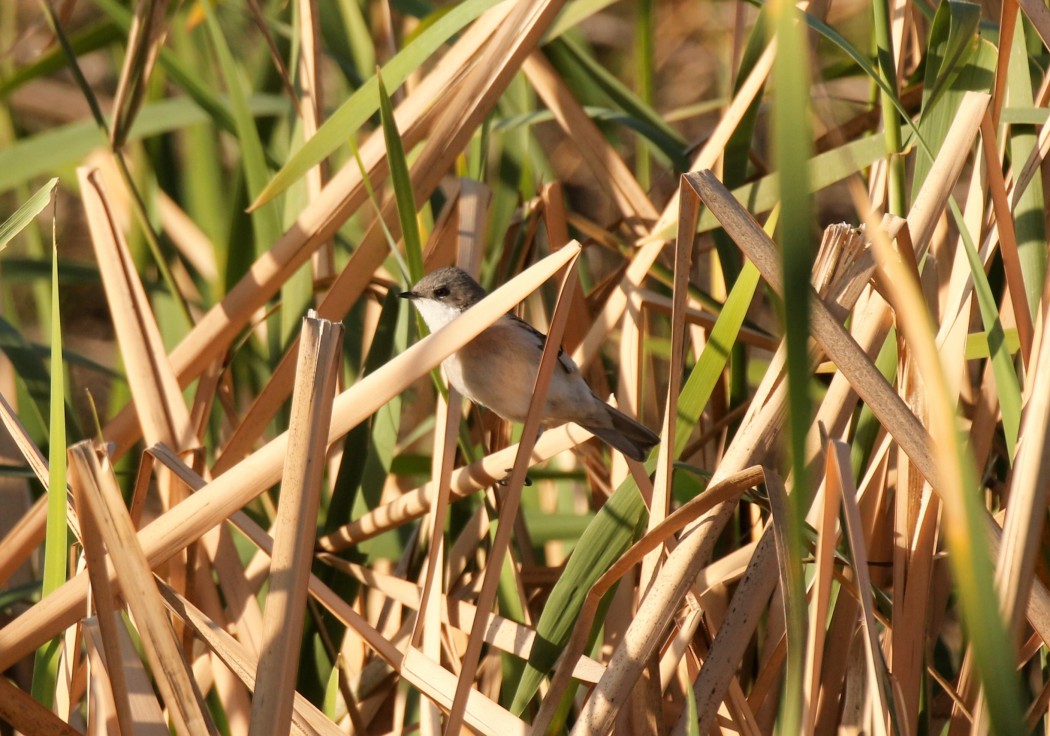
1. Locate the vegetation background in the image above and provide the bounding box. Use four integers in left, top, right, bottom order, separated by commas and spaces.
1, 0, 1049, 733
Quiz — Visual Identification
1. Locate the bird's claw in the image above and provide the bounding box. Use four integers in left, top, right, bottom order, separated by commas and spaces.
498, 468, 532, 487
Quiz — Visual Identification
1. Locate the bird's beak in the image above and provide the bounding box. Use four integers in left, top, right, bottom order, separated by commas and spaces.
398, 290, 416, 300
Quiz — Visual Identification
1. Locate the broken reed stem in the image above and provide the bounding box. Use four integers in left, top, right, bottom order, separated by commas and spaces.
250, 314, 343, 736
68, 443, 218, 736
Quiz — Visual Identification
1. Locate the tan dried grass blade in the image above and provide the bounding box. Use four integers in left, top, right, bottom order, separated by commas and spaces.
978, 112, 1033, 365
645, 175, 701, 567
0, 669, 81, 736
77, 493, 135, 736
995, 283, 1050, 636
318, 419, 595, 550
250, 315, 343, 735
110, 0, 168, 146
157, 580, 342, 736
318, 557, 605, 682
68, 442, 217, 736
802, 458, 842, 734
401, 648, 527, 735
688, 523, 781, 735
832, 440, 891, 736
522, 53, 658, 234
78, 166, 195, 451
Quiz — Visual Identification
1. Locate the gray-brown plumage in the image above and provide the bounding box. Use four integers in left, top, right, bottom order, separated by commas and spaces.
400, 267, 660, 461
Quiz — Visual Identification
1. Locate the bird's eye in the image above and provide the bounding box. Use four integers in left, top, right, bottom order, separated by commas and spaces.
434, 286, 450, 298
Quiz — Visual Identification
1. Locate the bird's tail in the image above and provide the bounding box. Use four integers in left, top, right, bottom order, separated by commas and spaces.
584, 405, 660, 462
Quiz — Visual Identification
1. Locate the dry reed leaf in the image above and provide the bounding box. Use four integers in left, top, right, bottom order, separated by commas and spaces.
318, 421, 595, 549
76, 499, 135, 736
295, 0, 333, 283
157, 192, 218, 283
320, 557, 605, 682
802, 455, 842, 734
833, 440, 891, 736
541, 183, 596, 358
53, 613, 79, 724
0, 496, 45, 588
990, 0, 1018, 121
904, 95, 988, 257
196, 522, 266, 657
995, 287, 1050, 636
251, 315, 343, 735
571, 239, 665, 369
0, 665, 82, 736
83, 619, 119, 736
413, 386, 460, 736
78, 167, 195, 451
157, 581, 342, 736
1016, 0, 1050, 49
531, 465, 765, 733
109, 0, 168, 146
645, 40, 777, 242
68, 442, 217, 736
640, 290, 781, 351
978, 112, 1033, 365
649, 175, 699, 541
635, 176, 699, 594
522, 53, 658, 235
401, 647, 527, 735
457, 179, 491, 276
105, 614, 168, 733
892, 480, 940, 735
688, 523, 781, 735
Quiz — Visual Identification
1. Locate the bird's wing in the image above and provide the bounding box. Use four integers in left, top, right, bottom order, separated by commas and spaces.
506, 313, 577, 374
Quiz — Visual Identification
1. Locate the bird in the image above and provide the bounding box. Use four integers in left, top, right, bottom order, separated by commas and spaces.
399, 267, 660, 461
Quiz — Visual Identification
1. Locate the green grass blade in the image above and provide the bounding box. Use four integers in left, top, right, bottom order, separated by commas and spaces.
770, 1, 814, 730
912, 2, 986, 195
30, 243, 68, 707
0, 178, 57, 251
952, 201, 1021, 462
93, 0, 243, 140
871, 0, 905, 214
965, 328, 1019, 360
253, 0, 504, 208
377, 71, 424, 284
544, 37, 689, 170
199, 0, 281, 257
0, 314, 72, 437
0, 95, 288, 195
1005, 15, 1046, 315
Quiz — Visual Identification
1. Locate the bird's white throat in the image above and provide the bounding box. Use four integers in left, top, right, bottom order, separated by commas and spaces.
413, 298, 464, 331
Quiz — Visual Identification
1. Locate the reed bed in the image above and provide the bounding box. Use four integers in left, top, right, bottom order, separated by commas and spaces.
1, 0, 1049, 733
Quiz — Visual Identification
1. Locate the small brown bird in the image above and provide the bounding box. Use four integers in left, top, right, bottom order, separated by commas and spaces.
399, 267, 660, 461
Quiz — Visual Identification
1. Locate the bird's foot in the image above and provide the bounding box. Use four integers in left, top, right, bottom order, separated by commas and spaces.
498, 468, 533, 487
